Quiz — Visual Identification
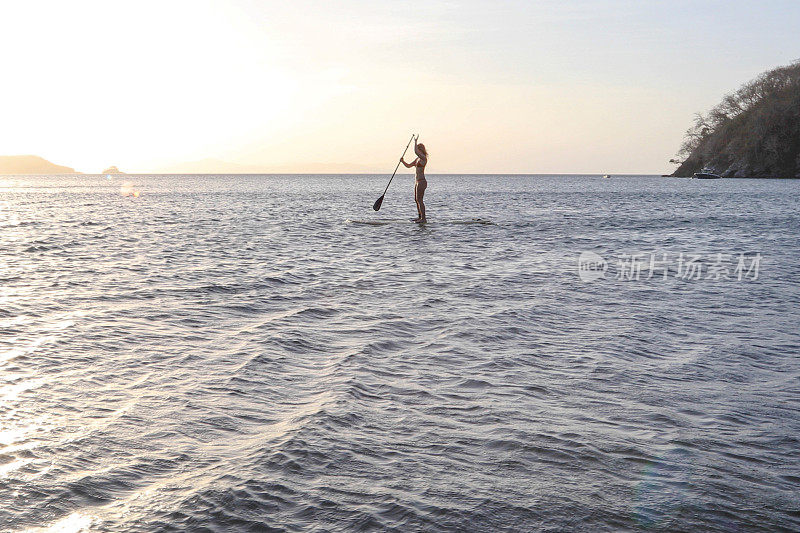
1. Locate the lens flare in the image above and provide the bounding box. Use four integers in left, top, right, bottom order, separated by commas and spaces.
120, 182, 141, 197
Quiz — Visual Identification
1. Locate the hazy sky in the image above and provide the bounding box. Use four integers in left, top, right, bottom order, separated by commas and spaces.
1, 0, 798, 173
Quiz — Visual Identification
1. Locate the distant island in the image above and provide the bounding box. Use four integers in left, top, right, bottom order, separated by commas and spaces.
671, 59, 800, 178
0, 155, 77, 175
103, 166, 125, 174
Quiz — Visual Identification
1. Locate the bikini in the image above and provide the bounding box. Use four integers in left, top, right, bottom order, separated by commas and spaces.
415, 158, 427, 183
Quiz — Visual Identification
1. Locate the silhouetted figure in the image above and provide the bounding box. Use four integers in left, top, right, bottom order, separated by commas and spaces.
401, 137, 428, 222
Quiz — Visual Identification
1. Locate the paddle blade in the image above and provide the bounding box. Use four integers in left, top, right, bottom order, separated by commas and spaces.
372, 195, 384, 211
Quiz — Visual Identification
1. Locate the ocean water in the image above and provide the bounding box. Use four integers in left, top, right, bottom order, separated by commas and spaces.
1, 174, 799, 532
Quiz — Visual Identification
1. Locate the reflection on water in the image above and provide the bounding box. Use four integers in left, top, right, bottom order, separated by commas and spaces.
28, 512, 95, 533
1, 174, 799, 531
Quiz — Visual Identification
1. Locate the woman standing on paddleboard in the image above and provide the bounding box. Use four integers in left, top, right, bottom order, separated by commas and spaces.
401, 137, 428, 222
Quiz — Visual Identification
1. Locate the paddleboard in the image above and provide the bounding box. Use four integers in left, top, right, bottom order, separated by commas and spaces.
345, 218, 494, 226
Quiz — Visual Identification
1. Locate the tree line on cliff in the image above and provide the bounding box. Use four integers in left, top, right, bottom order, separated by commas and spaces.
671, 59, 800, 178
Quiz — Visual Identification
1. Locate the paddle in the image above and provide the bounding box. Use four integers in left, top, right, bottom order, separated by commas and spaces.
373, 134, 417, 211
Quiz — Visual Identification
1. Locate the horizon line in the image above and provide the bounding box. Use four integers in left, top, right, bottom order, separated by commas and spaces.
0, 172, 673, 177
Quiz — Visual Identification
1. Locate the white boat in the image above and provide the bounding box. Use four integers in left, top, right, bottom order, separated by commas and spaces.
692, 167, 721, 179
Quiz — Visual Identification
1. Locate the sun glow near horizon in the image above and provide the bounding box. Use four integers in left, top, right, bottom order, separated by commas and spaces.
1, 1, 798, 174
0, 1, 298, 172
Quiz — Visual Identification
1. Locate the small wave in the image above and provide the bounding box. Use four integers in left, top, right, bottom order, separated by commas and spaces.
457, 378, 493, 389
294, 306, 339, 319
24, 244, 57, 253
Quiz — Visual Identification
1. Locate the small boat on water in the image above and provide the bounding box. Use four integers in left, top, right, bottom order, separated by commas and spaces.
693, 167, 721, 179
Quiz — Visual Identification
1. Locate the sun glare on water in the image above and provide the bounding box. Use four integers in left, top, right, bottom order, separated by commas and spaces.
120, 182, 141, 197
27, 511, 96, 533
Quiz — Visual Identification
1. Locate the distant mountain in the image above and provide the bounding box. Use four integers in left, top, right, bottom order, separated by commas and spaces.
0, 155, 77, 174
103, 166, 125, 174
158, 158, 377, 174
671, 59, 800, 178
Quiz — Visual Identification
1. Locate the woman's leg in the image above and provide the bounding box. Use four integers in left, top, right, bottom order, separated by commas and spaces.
417, 181, 427, 222
413, 182, 421, 220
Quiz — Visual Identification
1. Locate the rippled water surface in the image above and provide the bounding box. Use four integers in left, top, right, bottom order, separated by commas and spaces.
1, 174, 799, 532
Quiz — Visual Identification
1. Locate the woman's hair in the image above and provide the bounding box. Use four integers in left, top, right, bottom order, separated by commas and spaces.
417, 143, 428, 157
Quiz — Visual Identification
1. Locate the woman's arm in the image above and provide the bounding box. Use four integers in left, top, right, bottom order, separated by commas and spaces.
400, 157, 418, 168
